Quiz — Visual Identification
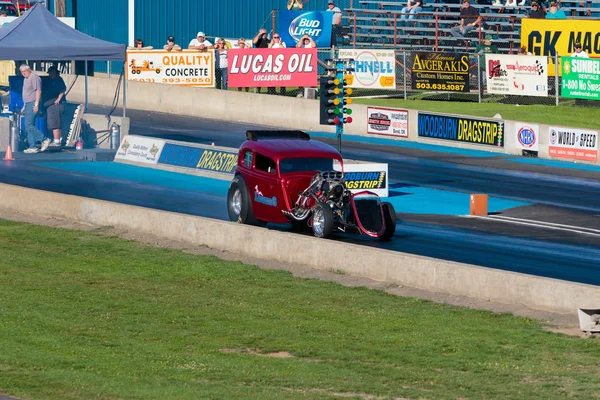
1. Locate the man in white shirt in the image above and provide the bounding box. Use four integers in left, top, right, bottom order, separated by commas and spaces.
327, 0, 343, 46
571, 42, 590, 58
188, 32, 213, 51
269, 33, 286, 48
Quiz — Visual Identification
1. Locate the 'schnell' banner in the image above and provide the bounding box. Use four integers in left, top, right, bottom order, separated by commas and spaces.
561, 56, 600, 100
521, 19, 600, 75
280, 11, 333, 48
410, 52, 470, 92
485, 54, 548, 97
338, 49, 396, 89
418, 112, 504, 147
126, 50, 215, 87
228, 48, 317, 88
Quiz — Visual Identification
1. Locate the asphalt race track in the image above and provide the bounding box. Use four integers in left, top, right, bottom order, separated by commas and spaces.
0, 105, 599, 287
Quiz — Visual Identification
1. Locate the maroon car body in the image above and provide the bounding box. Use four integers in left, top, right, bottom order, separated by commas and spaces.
227, 130, 396, 239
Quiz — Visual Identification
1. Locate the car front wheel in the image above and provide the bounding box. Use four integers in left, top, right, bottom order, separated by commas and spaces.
311, 201, 334, 238
379, 202, 397, 241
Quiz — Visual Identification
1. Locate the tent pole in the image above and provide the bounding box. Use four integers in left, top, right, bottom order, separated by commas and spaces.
84, 60, 88, 112
123, 68, 127, 118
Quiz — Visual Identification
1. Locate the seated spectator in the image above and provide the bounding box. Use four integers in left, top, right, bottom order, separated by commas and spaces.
504, 0, 517, 7
571, 42, 589, 57
127, 39, 153, 50
188, 32, 213, 51
287, 0, 304, 10
163, 36, 182, 52
476, 34, 498, 54
253, 28, 270, 48
517, 45, 533, 55
44, 66, 67, 147
450, 0, 481, 38
400, 0, 423, 22
546, 1, 567, 18
528, 1, 546, 17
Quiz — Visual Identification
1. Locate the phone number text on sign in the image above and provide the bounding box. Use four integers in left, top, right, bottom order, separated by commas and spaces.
126, 51, 215, 87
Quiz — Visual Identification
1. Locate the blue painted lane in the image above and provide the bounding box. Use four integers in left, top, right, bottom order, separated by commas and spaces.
508, 157, 600, 172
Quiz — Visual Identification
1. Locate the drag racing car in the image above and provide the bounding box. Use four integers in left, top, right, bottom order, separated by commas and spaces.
227, 130, 396, 240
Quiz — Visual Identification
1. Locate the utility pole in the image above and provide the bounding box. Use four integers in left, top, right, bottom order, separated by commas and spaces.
55, 0, 66, 17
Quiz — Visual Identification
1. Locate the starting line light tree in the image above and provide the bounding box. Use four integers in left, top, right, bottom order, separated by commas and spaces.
319, 58, 354, 154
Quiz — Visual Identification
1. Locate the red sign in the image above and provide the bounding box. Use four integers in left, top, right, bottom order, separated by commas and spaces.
228, 48, 317, 88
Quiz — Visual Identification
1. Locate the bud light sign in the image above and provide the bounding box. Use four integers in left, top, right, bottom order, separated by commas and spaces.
280, 11, 332, 48
515, 123, 539, 152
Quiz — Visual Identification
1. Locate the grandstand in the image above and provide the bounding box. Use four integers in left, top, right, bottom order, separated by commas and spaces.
344, 0, 600, 53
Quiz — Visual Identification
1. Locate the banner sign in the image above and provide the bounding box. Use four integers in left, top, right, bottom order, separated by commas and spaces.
334, 163, 389, 197
521, 19, 600, 75
0, 17, 75, 28
418, 112, 504, 147
549, 127, 598, 162
338, 49, 396, 89
116, 135, 165, 165
485, 54, 548, 97
561, 56, 600, 100
367, 107, 408, 138
228, 48, 317, 88
410, 52, 470, 92
158, 143, 238, 173
126, 50, 215, 87
514, 123, 539, 152
280, 11, 333, 48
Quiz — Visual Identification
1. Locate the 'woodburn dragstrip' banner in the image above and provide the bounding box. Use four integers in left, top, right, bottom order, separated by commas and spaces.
521, 19, 600, 76
338, 49, 396, 89
485, 54, 548, 97
228, 48, 317, 88
126, 50, 215, 87
410, 52, 470, 92
418, 112, 504, 147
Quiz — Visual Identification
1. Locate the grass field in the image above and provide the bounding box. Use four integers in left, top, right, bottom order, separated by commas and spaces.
1, 219, 599, 400
353, 98, 600, 131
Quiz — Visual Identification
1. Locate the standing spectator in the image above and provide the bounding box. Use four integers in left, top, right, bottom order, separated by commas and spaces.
528, 1, 546, 17
450, 0, 481, 38
237, 38, 250, 93
188, 32, 213, 51
44, 66, 67, 147
400, 0, 423, 22
214, 39, 229, 90
253, 28, 270, 48
287, 0, 304, 10
268, 33, 287, 96
20, 64, 50, 153
546, 1, 567, 18
571, 42, 589, 57
295, 34, 316, 98
476, 35, 497, 91
127, 39, 153, 50
327, 0, 343, 46
163, 36, 182, 52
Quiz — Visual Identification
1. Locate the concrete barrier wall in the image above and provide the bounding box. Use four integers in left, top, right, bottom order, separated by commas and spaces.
63, 74, 600, 165
0, 182, 598, 315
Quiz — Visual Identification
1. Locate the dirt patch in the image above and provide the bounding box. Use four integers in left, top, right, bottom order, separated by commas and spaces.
219, 349, 295, 359
0, 209, 587, 338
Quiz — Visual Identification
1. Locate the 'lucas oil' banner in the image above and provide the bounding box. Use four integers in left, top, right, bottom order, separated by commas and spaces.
228, 48, 317, 88
418, 112, 504, 148
279, 11, 333, 48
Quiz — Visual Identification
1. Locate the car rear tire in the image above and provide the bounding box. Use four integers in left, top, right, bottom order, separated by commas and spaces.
379, 202, 397, 241
227, 176, 265, 226
311, 201, 334, 238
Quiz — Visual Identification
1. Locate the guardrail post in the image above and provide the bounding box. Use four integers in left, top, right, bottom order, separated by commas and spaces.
403, 50, 407, 100
435, 16, 439, 51
394, 14, 397, 49
353, 12, 357, 48
555, 53, 559, 106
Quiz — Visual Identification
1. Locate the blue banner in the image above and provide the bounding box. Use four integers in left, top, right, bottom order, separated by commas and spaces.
417, 112, 504, 148
280, 11, 332, 48
158, 143, 238, 173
